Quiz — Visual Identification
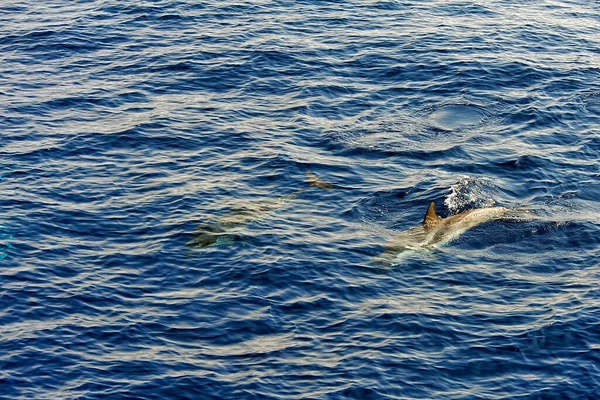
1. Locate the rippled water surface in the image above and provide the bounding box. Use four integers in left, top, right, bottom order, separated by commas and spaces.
1, 0, 599, 398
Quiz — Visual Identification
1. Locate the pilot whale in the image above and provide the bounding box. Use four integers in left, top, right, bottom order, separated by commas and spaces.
374, 201, 530, 266
187, 170, 332, 249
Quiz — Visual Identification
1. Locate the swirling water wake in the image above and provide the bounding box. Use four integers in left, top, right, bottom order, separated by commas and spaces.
1, 1, 599, 398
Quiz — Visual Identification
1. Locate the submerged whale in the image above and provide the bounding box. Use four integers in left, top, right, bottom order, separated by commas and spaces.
374, 201, 532, 266
187, 170, 332, 249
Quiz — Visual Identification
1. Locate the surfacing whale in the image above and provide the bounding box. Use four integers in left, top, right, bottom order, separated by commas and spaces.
186, 170, 332, 249
374, 201, 532, 266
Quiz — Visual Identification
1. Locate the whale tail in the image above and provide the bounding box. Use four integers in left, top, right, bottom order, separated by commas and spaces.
306, 170, 333, 189
186, 225, 240, 249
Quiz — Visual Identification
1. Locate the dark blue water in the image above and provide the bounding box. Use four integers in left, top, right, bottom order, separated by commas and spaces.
1, 1, 599, 398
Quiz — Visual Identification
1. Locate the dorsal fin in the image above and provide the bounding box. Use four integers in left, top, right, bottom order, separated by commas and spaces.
306, 170, 333, 189
423, 202, 442, 226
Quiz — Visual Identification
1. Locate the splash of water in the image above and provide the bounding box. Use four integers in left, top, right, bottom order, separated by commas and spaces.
444, 176, 500, 214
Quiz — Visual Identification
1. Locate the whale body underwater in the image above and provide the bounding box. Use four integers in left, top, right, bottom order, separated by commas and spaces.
186, 170, 332, 249
373, 201, 534, 266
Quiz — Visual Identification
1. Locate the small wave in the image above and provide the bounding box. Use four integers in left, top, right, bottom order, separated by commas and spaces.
582, 92, 600, 115
0, 225, 12, 260
425, 103, 489, 131
323, 101, 498, 155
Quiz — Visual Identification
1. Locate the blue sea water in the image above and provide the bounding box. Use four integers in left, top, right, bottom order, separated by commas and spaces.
1, 0, 599, 398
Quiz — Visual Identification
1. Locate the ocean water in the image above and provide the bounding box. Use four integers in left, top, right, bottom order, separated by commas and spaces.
1, 0, 599, 398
